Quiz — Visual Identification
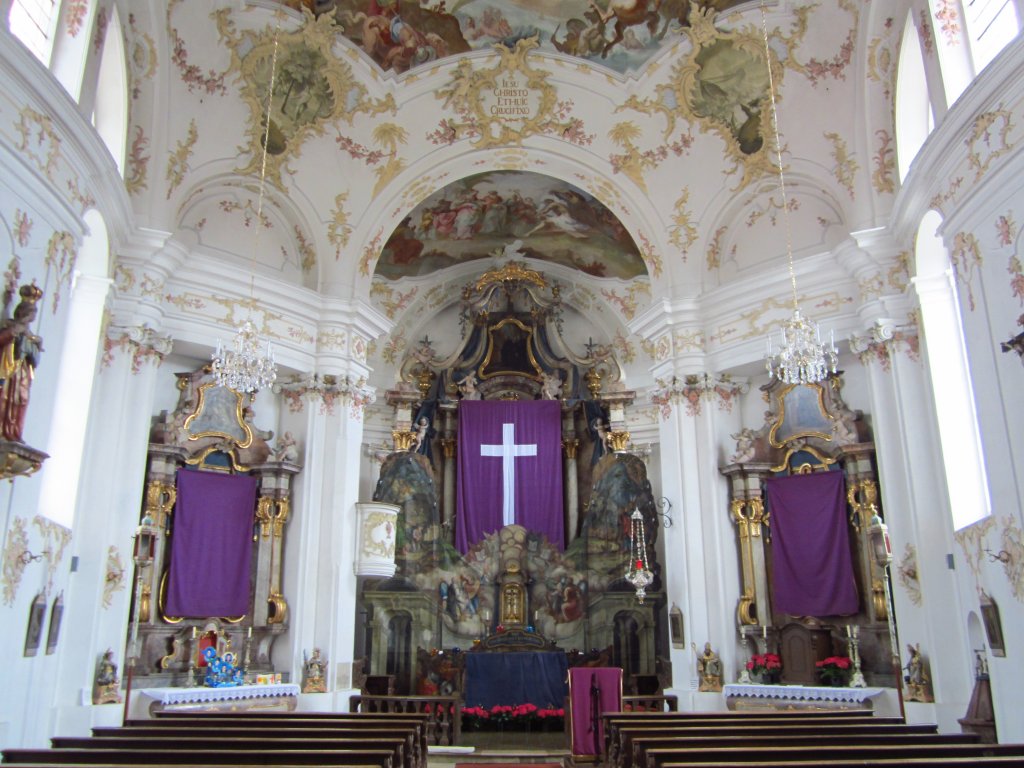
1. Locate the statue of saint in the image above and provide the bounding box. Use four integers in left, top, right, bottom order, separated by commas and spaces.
693, 641, 723, 692
93, 648, 122, 704
303, 648, 327, 693
0, 284, 43, 442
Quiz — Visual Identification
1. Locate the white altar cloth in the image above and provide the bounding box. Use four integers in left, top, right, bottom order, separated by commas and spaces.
141, 683, 299, 705
724, 683, 885, 704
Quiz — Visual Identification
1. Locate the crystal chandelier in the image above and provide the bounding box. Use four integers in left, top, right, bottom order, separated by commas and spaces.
760, 2, 838, 384
625, 507, 654, 604
211, 25, 281, 394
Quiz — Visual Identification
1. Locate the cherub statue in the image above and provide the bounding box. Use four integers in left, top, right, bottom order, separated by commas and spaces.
303, 648, 327, 693
592, 418, 613, 454
273, 431, 300, 463
729, 428, 758, 463
540, 371, 563, 401
457, 373, 481, 400
411, 416, 430, 454
692, 641, 723, 692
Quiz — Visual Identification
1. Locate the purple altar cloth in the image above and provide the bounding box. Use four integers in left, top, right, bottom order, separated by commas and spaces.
165, 468, 257, 617
765, 470, 859, 617
569, 667, 622, 757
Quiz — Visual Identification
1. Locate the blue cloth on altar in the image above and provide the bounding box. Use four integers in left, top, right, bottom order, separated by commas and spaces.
464, 652, 569, 709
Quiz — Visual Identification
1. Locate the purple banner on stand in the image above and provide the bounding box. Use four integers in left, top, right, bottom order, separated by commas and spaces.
165, 468, 257, 618
766, 470, 859, 617
456, 400, 563, 552
569, 667, 622, 757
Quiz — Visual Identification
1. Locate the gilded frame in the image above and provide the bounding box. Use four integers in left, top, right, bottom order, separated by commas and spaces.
768, 382, 834, 448
183, 383, 253, 449
480, 317, 543, 380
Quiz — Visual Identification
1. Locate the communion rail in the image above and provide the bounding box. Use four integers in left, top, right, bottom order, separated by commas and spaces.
350, 695, 461, 746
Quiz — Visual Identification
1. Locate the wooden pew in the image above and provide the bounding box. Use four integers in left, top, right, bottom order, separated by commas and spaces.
606, 717, 919, 766
136, 712, 429, 766
2, 748, 397, 767
91, 727, 421, 768
657, 760, 1024, 768
642, 742, 1024, 768
625, 733, 979, 768
49, 736, 410, 768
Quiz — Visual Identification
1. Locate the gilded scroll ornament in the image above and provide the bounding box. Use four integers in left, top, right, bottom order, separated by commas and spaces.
214, 8, 396, 186
435, 38, 589, 149
617, 6, 810, 190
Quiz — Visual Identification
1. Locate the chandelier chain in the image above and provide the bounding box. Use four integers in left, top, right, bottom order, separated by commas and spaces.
759, 1, 838, 384
759, 1, 798, 313
211, 17, 282, 394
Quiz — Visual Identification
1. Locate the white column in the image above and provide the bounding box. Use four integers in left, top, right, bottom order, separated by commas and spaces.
854, 311, 973, 730
50, 319, 167, 736
656, 382, 738, 711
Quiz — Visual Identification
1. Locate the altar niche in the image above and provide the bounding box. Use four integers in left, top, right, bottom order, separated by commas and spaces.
131, 366, 299, 688
722, 373, 894, 687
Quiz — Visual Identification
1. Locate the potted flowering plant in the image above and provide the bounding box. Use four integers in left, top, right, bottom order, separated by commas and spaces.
746, 653, 782, 683
816, 655, 852, 686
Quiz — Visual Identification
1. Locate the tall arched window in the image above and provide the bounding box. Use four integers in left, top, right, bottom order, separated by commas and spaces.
913, 210, 991, 530
92, 5, 128, 174
964, 0, 1021, 73
895, 10, 935, 182
8, 0, 58, 63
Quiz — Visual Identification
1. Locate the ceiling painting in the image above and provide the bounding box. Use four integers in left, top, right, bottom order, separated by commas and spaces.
375, 171, 646, 281
281, 0, 750, 76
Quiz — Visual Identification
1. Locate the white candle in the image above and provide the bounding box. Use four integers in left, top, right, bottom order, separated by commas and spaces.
846, 625, 852, 638
762, 626, 767, 639
247, 627, 252, 639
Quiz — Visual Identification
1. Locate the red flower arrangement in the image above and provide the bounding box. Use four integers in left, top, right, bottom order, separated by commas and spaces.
746, 653, 781, 675
462, 703, 565, 729
816, 655, 852, 685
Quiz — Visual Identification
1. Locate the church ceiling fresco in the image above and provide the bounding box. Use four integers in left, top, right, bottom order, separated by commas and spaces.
281, 0, 750, 75
374, 170, 646, 281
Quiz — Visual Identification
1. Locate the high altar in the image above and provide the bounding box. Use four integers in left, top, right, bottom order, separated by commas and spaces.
125, 250, 896, 706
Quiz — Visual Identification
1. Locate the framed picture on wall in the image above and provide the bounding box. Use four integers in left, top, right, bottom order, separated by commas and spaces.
24, 592, 46, 657
45, 592, 63, 655
669, 604, 685, 649
980, 592, 1006, 657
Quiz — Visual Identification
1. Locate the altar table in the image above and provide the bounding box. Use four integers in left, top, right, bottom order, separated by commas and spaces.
139, 683, 300, 716
463, 651, 568, 710
723, 683, 885, 711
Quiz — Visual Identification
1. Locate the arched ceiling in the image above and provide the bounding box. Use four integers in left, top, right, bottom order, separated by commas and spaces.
285, 0, 752, 76
375, 171, 646, 281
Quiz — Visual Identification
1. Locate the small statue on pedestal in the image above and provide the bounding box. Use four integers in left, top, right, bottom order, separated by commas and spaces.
904, 643, 933, 702
303, 648, 327, 693
93, 649, 122, 704
693, 641, 723, 692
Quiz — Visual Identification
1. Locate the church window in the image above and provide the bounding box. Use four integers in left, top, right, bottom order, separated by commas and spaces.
963, 0, 1021, 73
8, 0, 58, 64
92, 5, 128, 174
913, 210, 991, 530
895, 10, 936, 183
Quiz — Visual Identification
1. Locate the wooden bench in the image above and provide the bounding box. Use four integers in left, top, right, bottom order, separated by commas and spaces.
50, 736, 409, 768
2, 748, 397, 767
138, 712, 429, 766
653, 760, 1024, 767
606, 717, 921, 766
92, 727, 421, 768
642, 742, 1024, 768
